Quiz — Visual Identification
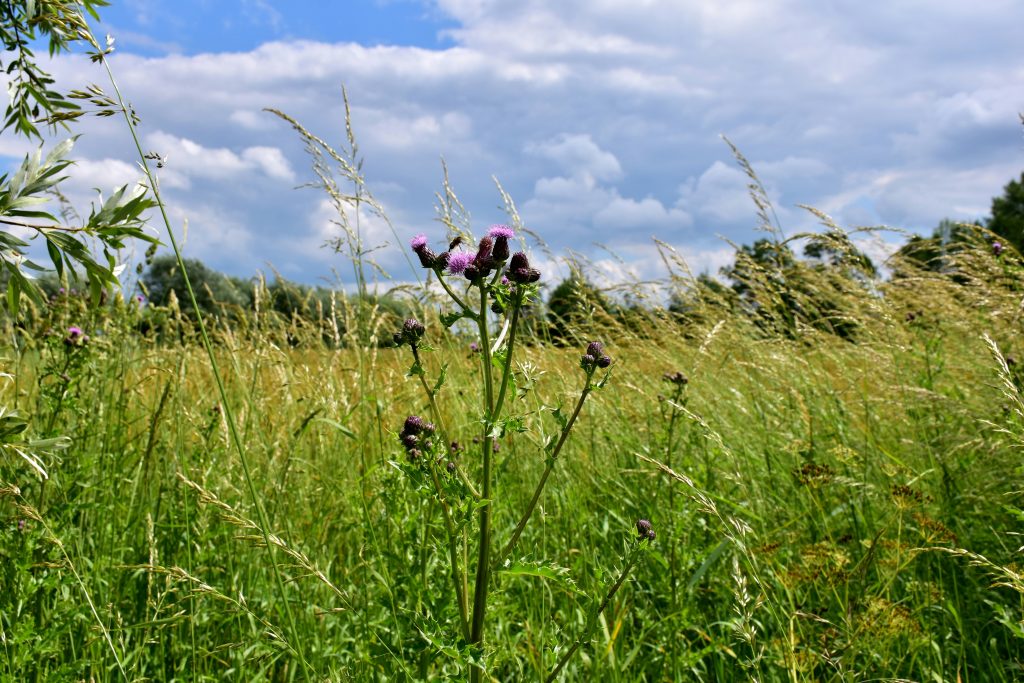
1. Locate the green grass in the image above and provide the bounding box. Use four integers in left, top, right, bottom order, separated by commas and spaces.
2, 239, 1024, 682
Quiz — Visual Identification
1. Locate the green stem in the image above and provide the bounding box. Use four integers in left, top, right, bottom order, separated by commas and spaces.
492, 290, 524, 418
470, 281, 495, 681
437, 273, 476, 317
95, 47, 312, 680
500, 371, 594, 562
546, 544, 645, 682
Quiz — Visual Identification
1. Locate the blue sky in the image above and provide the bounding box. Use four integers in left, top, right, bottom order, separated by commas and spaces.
6, 0, 1023, 288
97, 1, 457, 54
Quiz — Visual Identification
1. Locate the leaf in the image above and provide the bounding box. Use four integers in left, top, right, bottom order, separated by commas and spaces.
440, 310, 464, 328
311, 417, 356, 439
498, 560, 586, 596
432, 363, 448, 395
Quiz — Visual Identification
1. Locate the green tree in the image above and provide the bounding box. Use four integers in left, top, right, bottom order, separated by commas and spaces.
546, 274, 613, 344
988, 171, 1024, 254
142, 255, 251, 317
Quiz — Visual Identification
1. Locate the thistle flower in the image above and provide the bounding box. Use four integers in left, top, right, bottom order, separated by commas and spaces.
447, 251, 474, 275
508, 251, 541, 284
581, 341, 611, 371
488, 225, 515, 239
446, 461, 457, 474
64, 326, 88, 347
636, 518, 655, 541
410, 234, 439, 269
489, 225, 514, 262
993, 241, 1004, 256
393, 318, 425, 347
466, 236, 497, 280
404, 415, 427, 435
663, 371, 688, 386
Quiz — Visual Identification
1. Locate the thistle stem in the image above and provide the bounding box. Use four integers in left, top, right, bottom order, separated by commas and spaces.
545, 544, 645, 683
470, 280, 495, 681
500, 370, 594, 563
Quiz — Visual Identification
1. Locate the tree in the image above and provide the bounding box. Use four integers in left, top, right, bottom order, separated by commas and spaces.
142, 255, 251, 317
545, 274, 613, 344
988, 171, 1024, 254
0, 1, 155, 313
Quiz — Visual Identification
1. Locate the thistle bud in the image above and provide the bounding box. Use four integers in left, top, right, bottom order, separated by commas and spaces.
636, 518, 655, 541
403, 415, 426, 435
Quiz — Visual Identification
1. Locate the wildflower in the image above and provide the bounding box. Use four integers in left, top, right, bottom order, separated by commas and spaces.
402, 433, 420, 450
404, 415, 427, 435
64, 326, 88, 347
18, 519, 25, 532
411, 234, 440, 269
488, 225, 514, 262
394, 318, 426, 348
461, 236, 497, 281
488, 225, 515, 239
508, 252, 540, 284
581, 341, 611, 371
469, 342, 480, 353
447, 251, 474, 275
993, 241, 1004, 256
446, 461, 457, 474
636, 519, 656, 541
663, 371, 688, 386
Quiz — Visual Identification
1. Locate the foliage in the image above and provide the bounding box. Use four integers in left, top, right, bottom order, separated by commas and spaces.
988, 171, 1024, 254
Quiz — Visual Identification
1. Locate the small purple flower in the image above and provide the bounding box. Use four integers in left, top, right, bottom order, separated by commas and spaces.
488, 225, 515, 239
469, 342, 480, 353
410, 234, 439, 268
993, 241, 1004, 256
447, 251, 474, 275
636, 518, 655, 541
64, 326, 88, 347
135, 294, 146, 304
18, 519, 26, 532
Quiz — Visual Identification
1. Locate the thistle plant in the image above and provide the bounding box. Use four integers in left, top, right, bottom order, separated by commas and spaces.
394, 225, 651, 680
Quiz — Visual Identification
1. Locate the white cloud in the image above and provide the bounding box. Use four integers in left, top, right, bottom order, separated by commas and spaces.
20, 0, 1023, 285
145, 131, 295, 183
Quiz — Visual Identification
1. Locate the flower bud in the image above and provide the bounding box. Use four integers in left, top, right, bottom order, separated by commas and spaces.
404, 415, 426, 435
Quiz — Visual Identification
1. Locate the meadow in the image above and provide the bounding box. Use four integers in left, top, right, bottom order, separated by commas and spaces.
2, 222, 1023, 681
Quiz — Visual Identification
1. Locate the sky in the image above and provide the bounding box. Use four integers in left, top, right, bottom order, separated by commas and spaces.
4, 0, 1023, 288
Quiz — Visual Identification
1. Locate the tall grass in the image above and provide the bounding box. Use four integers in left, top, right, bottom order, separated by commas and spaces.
2, 225, 1023, 680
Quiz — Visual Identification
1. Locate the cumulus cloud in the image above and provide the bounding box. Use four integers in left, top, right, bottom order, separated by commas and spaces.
19, 0, 1023, 285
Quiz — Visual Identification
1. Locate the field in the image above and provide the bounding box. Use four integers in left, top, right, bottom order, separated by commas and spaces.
2, 235, 1023, 682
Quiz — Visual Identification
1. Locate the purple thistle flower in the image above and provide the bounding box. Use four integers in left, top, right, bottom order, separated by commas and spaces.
586, 341, 604, 357
410, 234, 428, 250
993, 241, 1004, 256
68, 326, 83, 337
488, 225, 515, 239
404, 415, 426, 435
447, 251, 474, 275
